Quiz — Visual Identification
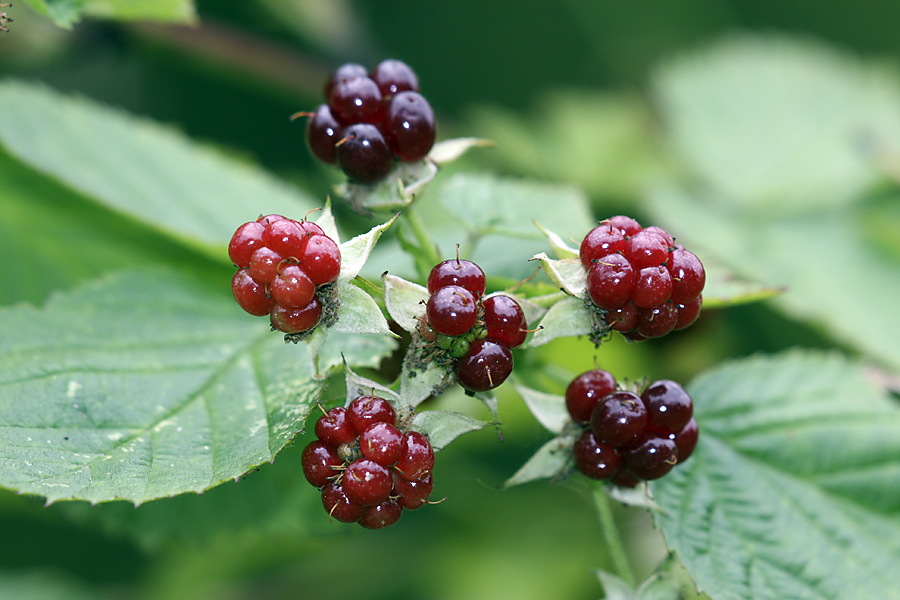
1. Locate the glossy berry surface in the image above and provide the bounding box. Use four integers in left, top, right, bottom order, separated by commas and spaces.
269, 297, 322, 334
590, 391, 648, 447
631, 266, 673, 309
621, 432, 678, 480
371, 59, 419, 97
675, 296, 702, 330
625, 230, 671, 269
482, 294, 527, 349
314, 407, 357, 446
264, 218, 310, 259
336, 122, 394, 184
269, 264, 316, 309
301, 441, 342, 488
228, 221, 266, 268
324, 62, 368, 98
454, 339, 514, 393
359, 498, 404, 530
580, 222, 627, 269
231, 270, 274, 317
604, 302, 638, 333
393, 472, 434, 510
384, 91, 436, 161
321, 482, 366, 523
347, 396, 397, 435
426, 285, 478, 337
343, 459, 393, 506
606, 215, 642, 237
299, 234, 342, 285
641, 379, 694, 433
634, 303, 679, 339
565, 369, 617, 423
359, 422, 403, 466
305, 104, 343, 164
427, 259, 486, 297
573, 430, 621, 480
673, 417, 699, 462
586, 254, 634, 310
395, 431, 435, 482
668, 248, 706, 304
328, 75, 384, 124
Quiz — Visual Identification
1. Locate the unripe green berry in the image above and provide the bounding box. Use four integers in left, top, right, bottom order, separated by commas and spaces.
435, 334, 453, 350
450, 337, 470, 358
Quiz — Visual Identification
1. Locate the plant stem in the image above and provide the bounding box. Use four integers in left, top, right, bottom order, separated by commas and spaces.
401, 205, 441, 268
593, 482, 635, 588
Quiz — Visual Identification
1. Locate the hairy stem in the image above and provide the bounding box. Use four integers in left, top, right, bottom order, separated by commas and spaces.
401, 205, 441, 276
593, 482, 635, 588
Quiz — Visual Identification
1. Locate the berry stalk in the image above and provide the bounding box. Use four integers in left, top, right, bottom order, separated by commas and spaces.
592, 482, 636, 588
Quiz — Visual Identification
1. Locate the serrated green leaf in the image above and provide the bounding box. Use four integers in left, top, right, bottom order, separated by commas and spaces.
343, 365, 400, 407
523, 296, 593, 349
534, 220, 579, 260
0, 81, 317, 260
652, 350, 900, 600
503, 433, 575, 488
411, 410, 491, 452
532, 253, 586, 297
329, 282, 392, 337
399, 361, 453, 410
513, 384, 569, 435
0, 269, 392, 505
653, 35, 900, 214
337, 213, 398, 284
382, 273, 429, 334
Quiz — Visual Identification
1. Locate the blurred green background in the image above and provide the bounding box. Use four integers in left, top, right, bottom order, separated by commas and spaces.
2, 1, 898, 599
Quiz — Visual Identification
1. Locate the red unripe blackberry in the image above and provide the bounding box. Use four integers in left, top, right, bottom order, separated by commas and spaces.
314, 406, 357, 446
298, 220, 325, 237
392, 471, 434, 510
674, 296, 702, 330
384, 91, 436, 162
328, 75, 384, 125
301, 440, 342, 488
641, 379, 693, 434
347, 396, 397, 435
395, 431, 435, 482
228, 221, 266, 268
305, 104, 343, 164
642, 225, 674, 248
371, 59, 420, 97
621, 432, 678, 481
269, 264, 316, 309
454, 339, 514, 393
580, 222, 627, 269
231, 270, 275, 317
256, 213, 286, 226
586, 254, 635, 310
590, 390, 647, 447
604, 302, 638, 333
625, 230, 671, 269
324, 62, 368, 98
247, 246, 283, 285
359, 498, 403, 530
631, 266, 673, 309
634, 303, 679, 339
572, 430, 621, 480
359, 422, 404, 466
564, 369, 617, 423
336, 123, 394, 184
321, 482, 366, 523
606, 215, 642, 237
482, 295, 528, 349
269, 297, 322, 334
343, 458, 393, 506
299, 234, 342, 285
667, 248, 706, 304
427, 259, 486, 297
264, 218, 310, 259
426, 285, 478, 337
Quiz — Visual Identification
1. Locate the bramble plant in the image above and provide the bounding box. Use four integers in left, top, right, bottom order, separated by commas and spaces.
3, 14, 900, 600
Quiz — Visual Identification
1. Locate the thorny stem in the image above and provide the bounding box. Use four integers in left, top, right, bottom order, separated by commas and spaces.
593, 482, 636, 588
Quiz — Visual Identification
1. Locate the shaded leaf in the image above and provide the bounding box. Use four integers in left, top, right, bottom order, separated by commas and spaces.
513, 384, 569, 435
503, 433, 576, 488
329, 282, 392, 337
523, 296, 593, 349
382, 273, 429, 334
411, 410, 491, 452
531, 253, 586, 297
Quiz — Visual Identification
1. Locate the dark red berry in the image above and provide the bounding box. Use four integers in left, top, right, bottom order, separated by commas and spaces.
610, 470, 641, 488
395, 431, 435, 482
625, 230, 671, 269
454, 339, 514, 393
667, 249, 706, 304
634, 303, 679, 339
301, 440, 342, 488
299, 234, 341, 285
314, 406, 357, 446
229, 221, 266, 268
427, 259, 486, 297
336, 122, 394, 184
247, 246, 283, 285
590, 391, 648, 447
264, 218, 310, 259
371, 59, 419, 97
359, 422, 403, 466
392, 471, 434, 510
269, 297, 322, 334
324, 62, 368, 98
321, 482, 366, 523
270, 264, 316, 309
621, 432, 678, 480
232, 269, 275, 317
642, 225, 674, 248
347, 396, 397, 435
305, 104, 343, 164
631, 266, 673, 309
482, 295, 528, 349
384, 91, 436, 162
673, 417, 699, 463
426, 285, 477, 337
343, 458, 393, 506
604, 302, 638, 333
579, 222, 627, 269
674, 296, 702, 330
606, 215, 642, 237
564, 369, 617, 423
641, 380, 693, 434
586, 254, 635, 310
328, 75, 384, 125
359, 498, 403, 530
572, 430, 621, 480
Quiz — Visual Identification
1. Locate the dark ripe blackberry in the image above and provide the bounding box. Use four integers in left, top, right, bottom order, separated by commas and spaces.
384, 91, 436, 162
359, 498, 403, 530
580, 222, 627, 269
667, 248, 706, 304
321, 482, 366, 523
328, 75, 384, 125
427, 259, 486, 297
641, 379, 693, 434
343, 458, 393, 506
572, 430, 621, 480
621, 432, 678, 481
564, 369, 617, 424
347, 396, 397, 435
371, 58, 420, 97
604, 302, 638, 333
674, 296, 702, 330
673, 417, 699, 463
631, 266, 673, 309
395, 431, 435, 482
314, 406, 357, 446
324, 62, 368, 98
454, 339, 514, 393
269, 297, 322, 334
590, 390, 647, 447
305, 104, 343, 164
336, 123, 395, 184
426, 285, 478, 337
586, 254, 635, 310
610, 470, 641, 488
482, 295, 528, 349
231, 270, 275, 317
634, 303, 679, 339
301, 440, 342, 488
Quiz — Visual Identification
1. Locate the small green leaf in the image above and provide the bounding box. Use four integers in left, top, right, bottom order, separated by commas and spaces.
534, 220, 580, 260
513, 384, 569, 435
343, 365, 401, 407
330, 282, 392, 337
337, 213, 398, 284
411, 410, 491, 452
383, 273, 429, 334
532, 252, 586, 297
523, 296, 593, 349
399, 361, 453, 410
427, 137, 494, 166
652, 350, 900, 600
503, 433, 576, 488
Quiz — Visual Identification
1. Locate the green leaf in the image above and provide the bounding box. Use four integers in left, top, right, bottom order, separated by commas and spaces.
534, 220, 579, 260
531, 253, 586, 297
382, 273, 429, 334
523, 296, 593, 349
411, 410, 491, 452
0, 269, 392, 505
653, 35, 900, 214
594, 569, 680, 600
329, 282, 392, 337
651, 350, 900, 600
399, 361, 453, 410
337, 213, 398, 284
513, 384, 569, 435
24, 0, 195, 28
503, 433, 576, 488
0, 81, 317, 260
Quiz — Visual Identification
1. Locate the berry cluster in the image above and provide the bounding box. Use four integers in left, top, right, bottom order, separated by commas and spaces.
416, 259, 527, 394
565, 369, 698, 486
580, 216, 705, 340
229, 213, 341, 336
301, 395, 436, 529
303, 59, 436, 184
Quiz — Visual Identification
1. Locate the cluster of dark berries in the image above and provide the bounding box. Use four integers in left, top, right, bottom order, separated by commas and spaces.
301, 395, 436, 529
229, 213, 341, 335
565, 369, 698, 487
416, 259, 527, 394
580, 215, 705, 340
301, 59, 436, 184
